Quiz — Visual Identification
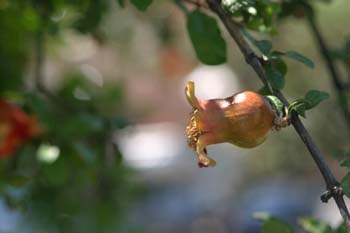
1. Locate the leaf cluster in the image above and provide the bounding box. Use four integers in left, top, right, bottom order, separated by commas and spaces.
256, 214, 346, 233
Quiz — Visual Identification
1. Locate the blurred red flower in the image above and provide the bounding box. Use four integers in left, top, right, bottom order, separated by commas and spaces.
0, 100, 41, 157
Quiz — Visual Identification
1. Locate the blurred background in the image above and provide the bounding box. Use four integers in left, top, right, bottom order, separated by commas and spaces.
0, 0, 349, 232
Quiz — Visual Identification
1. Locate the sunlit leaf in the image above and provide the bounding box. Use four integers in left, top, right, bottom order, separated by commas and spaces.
266, 95, 284, 116
299, 218, 332, 233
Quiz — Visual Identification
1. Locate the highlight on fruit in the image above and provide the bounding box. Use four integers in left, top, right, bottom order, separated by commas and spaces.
185, 81, 288, 168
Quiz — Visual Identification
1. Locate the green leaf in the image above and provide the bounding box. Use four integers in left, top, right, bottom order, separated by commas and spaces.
288, 99, 308, 118
117, 0, 125, 7
341, 172, 350, 198
299, 218, 332, 233
341, 159, 350, 167
6, 174, 30, 187
294, 102, 307, 118
262, 218, 294, 233
258, 86, 271, 95
269, 51, 285, 59
265, 63, 285, 90
284, 51, 315, 68
187, 10, 227, 65
304, 90, 330, 109
335, 223, 346, 233
266, 95, 284, 116
130, 0, 152, 11
255, 40, 273, 55
254, 213, 294, 233
74, 142, 97, 164
241, 29, 272, 55
274, 58, 288, 75
288, 90, 329, 117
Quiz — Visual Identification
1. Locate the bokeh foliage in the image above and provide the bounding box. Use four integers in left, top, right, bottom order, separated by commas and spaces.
0, 0, 142, 232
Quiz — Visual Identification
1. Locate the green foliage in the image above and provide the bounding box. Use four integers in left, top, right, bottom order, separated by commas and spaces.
130, 0, 153, 11
243, 30, 314, 90
0, 4, 37, 93
335, 224, 347, 233
341, 173, 350, 198
288, 90, 330, 117
340, 159, 350, 167
258, 86, 272, 95
248, 36, 314, 68
0, 1, 143, 231
255, 213, 294, 233
331, 38, 350, 62
117, 0, 125, 8
299, 218, 333, 233
223, 0, 281, 33
255, 40, 273, 55
187, 10, 227, 65
283, 51, 315, 68
263, 219, 294, 233
256, 214, 346, 233
304, 90, 330, 109
242, 29, 272, 54
74, 0, 109, 34
266, 95, 285, 117
265, 58, 287, 90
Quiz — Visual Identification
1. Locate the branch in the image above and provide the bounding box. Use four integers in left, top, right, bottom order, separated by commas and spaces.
204, 0, 350, 231
304, 5, 350, 134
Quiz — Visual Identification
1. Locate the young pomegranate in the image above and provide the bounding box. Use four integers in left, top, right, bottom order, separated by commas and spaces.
185, 81, 282, 168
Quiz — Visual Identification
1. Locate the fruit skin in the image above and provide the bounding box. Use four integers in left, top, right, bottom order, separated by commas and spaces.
186, 81, 276, 167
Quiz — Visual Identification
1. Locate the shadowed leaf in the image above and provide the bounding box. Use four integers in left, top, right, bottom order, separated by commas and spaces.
299, 218, 332, 233
130, 0, 152, 11
284, 51, 315, 68
187, 10, 227, 65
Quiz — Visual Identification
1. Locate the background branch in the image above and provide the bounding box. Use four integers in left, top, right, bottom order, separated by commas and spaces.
203, 0, 350, 231
304, 5, 350, 134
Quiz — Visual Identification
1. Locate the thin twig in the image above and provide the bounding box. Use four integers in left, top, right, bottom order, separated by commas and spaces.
204, 0, 350, 231
304, 5, 350, 134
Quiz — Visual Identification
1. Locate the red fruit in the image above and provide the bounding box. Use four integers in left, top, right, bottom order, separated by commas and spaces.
0, 100, 41, 157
